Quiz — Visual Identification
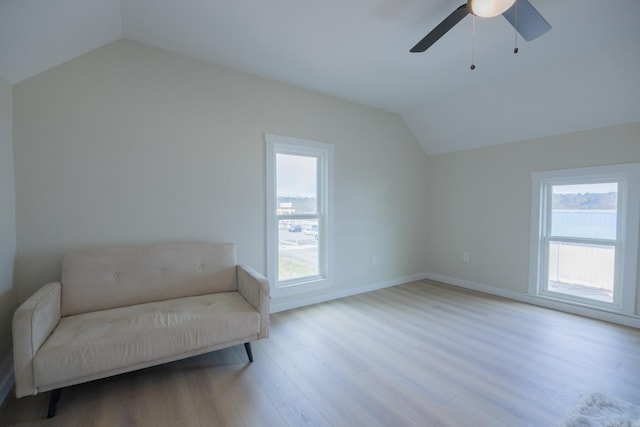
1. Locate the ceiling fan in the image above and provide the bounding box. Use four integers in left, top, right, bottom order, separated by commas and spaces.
410, 0, 551, 53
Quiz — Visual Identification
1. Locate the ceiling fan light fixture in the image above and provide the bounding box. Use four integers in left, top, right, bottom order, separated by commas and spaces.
467, 0, 516, 17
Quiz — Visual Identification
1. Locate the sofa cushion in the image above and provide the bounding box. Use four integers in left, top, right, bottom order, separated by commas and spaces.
61, 242, 238, 316
33, 292, 259, 390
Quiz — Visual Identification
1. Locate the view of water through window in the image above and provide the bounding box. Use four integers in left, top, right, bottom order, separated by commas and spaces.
547, 182, 618, 303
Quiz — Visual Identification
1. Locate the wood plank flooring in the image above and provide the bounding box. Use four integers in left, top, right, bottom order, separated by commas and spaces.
1, 280, 639, 426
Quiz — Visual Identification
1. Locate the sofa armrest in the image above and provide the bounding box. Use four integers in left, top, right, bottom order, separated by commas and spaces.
237, 265, 270, 339
13, 282, 61, 398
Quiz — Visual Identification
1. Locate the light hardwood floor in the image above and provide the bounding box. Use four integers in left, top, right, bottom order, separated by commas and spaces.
1, 280, 639, 426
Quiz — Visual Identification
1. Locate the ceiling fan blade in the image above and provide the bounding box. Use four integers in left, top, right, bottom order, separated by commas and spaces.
410, 4, 469, 53
502, 0, 551, 41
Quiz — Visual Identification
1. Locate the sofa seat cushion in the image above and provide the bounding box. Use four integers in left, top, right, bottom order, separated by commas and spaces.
33, 292, 259, 389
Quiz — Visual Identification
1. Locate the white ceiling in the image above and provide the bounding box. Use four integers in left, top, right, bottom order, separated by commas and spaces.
1, 0, 639, 154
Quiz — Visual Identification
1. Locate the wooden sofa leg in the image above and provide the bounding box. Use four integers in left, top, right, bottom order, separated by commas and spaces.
47, 389, 62, 418
244, 342, 254, 363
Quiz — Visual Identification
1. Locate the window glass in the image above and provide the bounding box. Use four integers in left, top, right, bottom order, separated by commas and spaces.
278, 218, 319, 281
546, 240, 615, 303
276, 154, 317, 215
551, 183, 617, 240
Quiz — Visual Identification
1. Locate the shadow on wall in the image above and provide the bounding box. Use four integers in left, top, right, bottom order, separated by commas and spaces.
0, 286, 18, 357
14, 253, 64, 304
0, 287, 17, 403
1, 255, 61, 402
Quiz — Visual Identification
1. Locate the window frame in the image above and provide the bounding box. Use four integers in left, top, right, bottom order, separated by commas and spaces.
528, 163, 640, 315
265, 133, 334, 298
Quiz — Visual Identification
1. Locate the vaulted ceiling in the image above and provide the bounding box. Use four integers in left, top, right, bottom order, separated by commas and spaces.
1, 0, 639, 154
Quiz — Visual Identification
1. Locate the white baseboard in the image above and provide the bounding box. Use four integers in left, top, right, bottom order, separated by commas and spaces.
424, 273, 640, 329
0, 352, 14, 406
270, 271, 640, 328
270, 274, 425, 313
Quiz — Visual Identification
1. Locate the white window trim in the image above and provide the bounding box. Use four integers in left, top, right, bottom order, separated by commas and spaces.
265, 133, 334, 298
528, 163, 640, 315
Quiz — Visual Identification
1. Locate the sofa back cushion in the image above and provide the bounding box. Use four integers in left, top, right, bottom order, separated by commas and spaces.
61, 242, 238, 316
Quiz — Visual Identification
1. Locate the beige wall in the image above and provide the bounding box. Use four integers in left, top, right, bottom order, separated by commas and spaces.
424, 122, 640, 315
12, 39, 429, 305
10, 38, 639, 328
0, 75, 17, 374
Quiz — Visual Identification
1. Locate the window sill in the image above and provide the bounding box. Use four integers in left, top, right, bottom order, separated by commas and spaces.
271, 277, 333, 299
529, 291, 628, 316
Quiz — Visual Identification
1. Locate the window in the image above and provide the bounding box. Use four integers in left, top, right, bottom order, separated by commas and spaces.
265, 133, 334, 297
529, 163, 640, 314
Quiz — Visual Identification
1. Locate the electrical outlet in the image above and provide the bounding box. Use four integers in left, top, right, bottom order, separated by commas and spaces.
463, 252, 470, 263
371, 255, 377, 265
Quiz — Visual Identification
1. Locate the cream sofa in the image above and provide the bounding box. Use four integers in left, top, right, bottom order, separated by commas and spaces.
12, 242, 270, 418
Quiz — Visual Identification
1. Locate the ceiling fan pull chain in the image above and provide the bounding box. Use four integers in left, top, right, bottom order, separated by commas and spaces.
470, 14, 476, 70
513, 0, 519, 54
